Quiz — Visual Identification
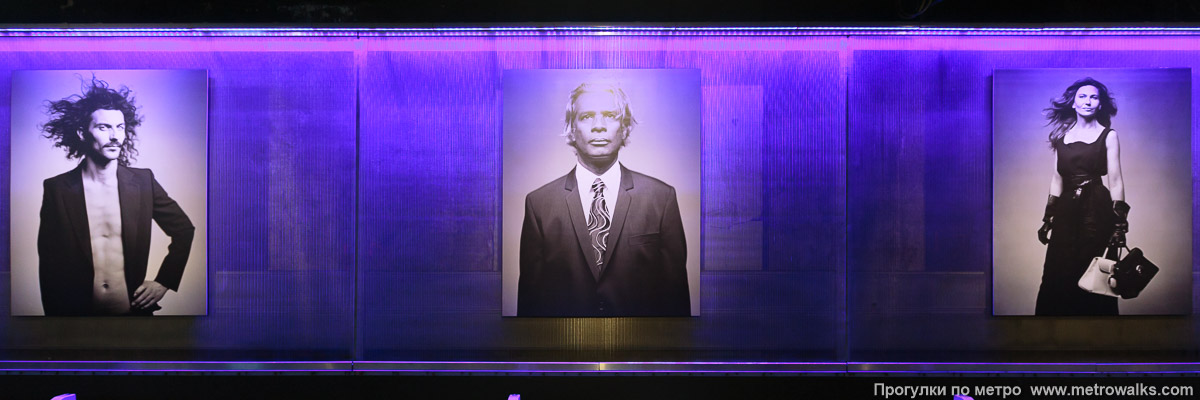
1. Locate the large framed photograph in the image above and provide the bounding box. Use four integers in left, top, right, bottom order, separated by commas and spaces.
993, 68, 1191, 316
10, 70, 208, 316
502, 69, 701, 317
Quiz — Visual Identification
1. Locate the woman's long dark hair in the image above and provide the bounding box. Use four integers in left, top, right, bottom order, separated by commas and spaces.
1043, 77, 1116, 148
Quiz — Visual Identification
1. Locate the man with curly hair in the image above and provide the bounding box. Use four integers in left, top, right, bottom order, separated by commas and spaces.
37, 77, 194, 316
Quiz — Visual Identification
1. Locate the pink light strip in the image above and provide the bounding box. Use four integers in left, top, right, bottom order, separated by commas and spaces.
4, 26, 1200, 38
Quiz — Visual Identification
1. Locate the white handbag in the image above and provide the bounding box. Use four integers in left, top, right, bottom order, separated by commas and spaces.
1077, 250, 1118, 297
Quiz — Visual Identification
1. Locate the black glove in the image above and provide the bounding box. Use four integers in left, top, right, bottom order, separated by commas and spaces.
1110, 200, 1130, 248
1038, 195, 1057, 245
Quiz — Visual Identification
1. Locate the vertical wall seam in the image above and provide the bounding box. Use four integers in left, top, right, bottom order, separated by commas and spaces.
840, 34, 852, 363
353, 35, 364, 364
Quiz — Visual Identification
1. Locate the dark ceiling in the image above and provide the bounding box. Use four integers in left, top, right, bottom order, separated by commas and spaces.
4, 0, 1200, 24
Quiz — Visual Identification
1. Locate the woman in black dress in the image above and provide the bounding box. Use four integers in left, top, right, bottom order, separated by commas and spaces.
1035, 77, 1128, 316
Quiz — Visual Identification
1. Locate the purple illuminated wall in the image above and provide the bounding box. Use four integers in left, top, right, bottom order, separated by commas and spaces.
0, 39, 357, 360
0, 31, 1197, 364
848, 37, 1200, 361
356, 37, 845, 361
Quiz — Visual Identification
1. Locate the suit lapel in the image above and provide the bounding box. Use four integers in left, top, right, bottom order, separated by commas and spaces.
62, 166, 93, 264
117, 166, 142, 265
564, 168, 602, 282
599, 166, 633, 271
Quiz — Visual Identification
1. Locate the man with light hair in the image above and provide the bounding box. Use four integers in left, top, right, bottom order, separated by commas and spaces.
517, 82, 689, 317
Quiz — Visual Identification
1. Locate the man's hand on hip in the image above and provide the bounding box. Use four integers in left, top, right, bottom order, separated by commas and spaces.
132, 281, 168, 309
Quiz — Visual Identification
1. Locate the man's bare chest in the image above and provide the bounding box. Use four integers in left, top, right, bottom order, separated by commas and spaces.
82, 180, 122, 239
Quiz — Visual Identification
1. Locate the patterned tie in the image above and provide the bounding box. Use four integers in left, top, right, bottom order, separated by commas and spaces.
588, 178, 611, 271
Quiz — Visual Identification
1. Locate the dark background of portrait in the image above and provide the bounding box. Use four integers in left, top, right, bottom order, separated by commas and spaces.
992, 68, 1191, 316
0, 39, 356, 359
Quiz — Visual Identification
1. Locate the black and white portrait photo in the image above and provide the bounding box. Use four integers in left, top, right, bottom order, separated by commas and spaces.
502, 69, 701, 317
993, 68, 1191, 316
10, 70, 208, 316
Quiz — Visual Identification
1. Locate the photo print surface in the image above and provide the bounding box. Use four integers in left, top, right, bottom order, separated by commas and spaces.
10, 70, 208, 316
502, 69, 701, 317
993, 68, 1191, 316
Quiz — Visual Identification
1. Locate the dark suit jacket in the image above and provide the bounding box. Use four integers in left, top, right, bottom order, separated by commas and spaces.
38, 164, 195, 316
517, 165, 689, 316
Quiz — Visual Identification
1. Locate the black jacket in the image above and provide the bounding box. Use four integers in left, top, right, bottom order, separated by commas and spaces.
517, 166, 689, 316
38, 165, 194, 316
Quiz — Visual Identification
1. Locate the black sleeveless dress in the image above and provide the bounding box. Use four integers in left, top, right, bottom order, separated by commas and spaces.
1034, 128, 1119, 316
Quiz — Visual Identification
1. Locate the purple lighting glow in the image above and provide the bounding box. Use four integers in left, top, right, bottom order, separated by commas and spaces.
4, 26, 1200, 38
2, 23, 1199, 375
0, 361, 1198, 375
